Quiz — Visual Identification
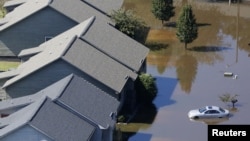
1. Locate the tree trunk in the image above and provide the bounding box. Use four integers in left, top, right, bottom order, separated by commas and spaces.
185, 42, 187, 49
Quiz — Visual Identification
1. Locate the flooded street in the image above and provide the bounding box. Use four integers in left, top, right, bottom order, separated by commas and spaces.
121, 0, 250, 141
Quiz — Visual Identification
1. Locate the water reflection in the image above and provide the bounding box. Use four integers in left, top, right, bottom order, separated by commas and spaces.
153, 77, 177, 108
189, 117, 229, 125
116, 76, 177, 140
176, 54, 198, 93
147, 45, 226, 93
122, 0, 250, 141
186, 0, 250, 53
116, 103, 157, 140
127, 0, 248, 93
146, 46, 173, 74
128, 133, 152, 141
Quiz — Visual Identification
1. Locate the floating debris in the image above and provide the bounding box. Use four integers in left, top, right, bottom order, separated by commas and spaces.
224, 72, 233, 77
233, 74, 238, 79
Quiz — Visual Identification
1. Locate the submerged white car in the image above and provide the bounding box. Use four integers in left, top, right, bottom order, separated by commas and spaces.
189, 116, 229, 125
188, 106, 229, 119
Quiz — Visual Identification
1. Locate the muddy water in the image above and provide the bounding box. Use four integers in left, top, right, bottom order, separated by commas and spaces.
120, 0, 250, 141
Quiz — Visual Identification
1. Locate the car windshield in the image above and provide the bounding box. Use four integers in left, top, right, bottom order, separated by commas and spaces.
219, 107, 225, 113
199, 107, 207, 113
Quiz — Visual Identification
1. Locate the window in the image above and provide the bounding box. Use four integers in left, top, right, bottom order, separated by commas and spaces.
219, 108, 225, 113
211, 110, 220, 114
199, 107, 207, 113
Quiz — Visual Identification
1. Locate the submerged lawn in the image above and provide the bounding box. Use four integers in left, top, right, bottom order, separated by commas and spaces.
0, 61, 20, 71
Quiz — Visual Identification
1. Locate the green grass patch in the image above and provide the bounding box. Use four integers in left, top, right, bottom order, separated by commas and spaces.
0, 1, 7, 18
0, 61, 20, 71
0, 9, 6, 18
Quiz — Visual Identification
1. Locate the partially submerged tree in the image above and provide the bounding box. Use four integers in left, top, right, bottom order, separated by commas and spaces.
176, 4, 198, 49
151, 0, 175, 25
135, 73, 158, 103
219, 93, 239, 108
110, 8, 146, 38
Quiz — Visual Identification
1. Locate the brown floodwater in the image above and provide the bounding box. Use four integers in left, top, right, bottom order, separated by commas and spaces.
120, 0, 250, 141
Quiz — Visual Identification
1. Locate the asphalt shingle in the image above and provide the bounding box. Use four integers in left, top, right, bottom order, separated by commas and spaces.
58, 74, 120, 128
30, 98, 96, 141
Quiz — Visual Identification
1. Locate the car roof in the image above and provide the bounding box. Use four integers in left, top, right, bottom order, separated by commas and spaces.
205, 106, 221, 110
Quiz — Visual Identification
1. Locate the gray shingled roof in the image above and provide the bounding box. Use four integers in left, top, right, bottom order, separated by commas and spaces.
1, 18, 138, 93
62, 38, 137, 93
30, 98, 96, 141
0, 0, 51, 32
0, 0, 116, 32
1, 0, 149, 72
58, 74, 120, 128
0, 74, 72, 112
83, 0, 123, 14
1, 17, 96, 87
49, 0, 110, 23
0, 97, 48, 137
0, 74, 119, 129
0, 97, 96, 140
0, 17, 137, 92
50, 0, 149, 72
4, 0, 123, 14
82, 18, 149, 71
2, 22, 137, 92
0, 74, 120, 140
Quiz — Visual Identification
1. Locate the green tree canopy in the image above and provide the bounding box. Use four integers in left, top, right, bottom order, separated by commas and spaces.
151, 0, 175, 25
176, 4, 198, 49
110, 8, 145, 38
135, 73, 158, 103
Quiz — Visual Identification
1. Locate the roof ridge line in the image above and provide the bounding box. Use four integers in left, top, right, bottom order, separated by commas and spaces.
77, 75, 118, 101
0, 0, 51, 31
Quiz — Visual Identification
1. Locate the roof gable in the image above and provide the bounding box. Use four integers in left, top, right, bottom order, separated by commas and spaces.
1, 17, 138, 93
82, 19, 149, 71
49, 0, 114, 23
30, 98, 96, 141
0, 0, 51, 31
58, 74, 119, 128
0, 0, 110, 32
62, 38, 137, 93
0, 74, 73, 112
0, 97, 96, 140
0, 97, 46, 137
0, 74, 120, 129
1, 0, 149, 72
0, 73, 121, 140
2, 17, 95, 88
82, 0, 123, 14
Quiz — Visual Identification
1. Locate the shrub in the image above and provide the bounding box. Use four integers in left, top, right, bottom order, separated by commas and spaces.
110, 8, 146, 38
135, 73, 158, 103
